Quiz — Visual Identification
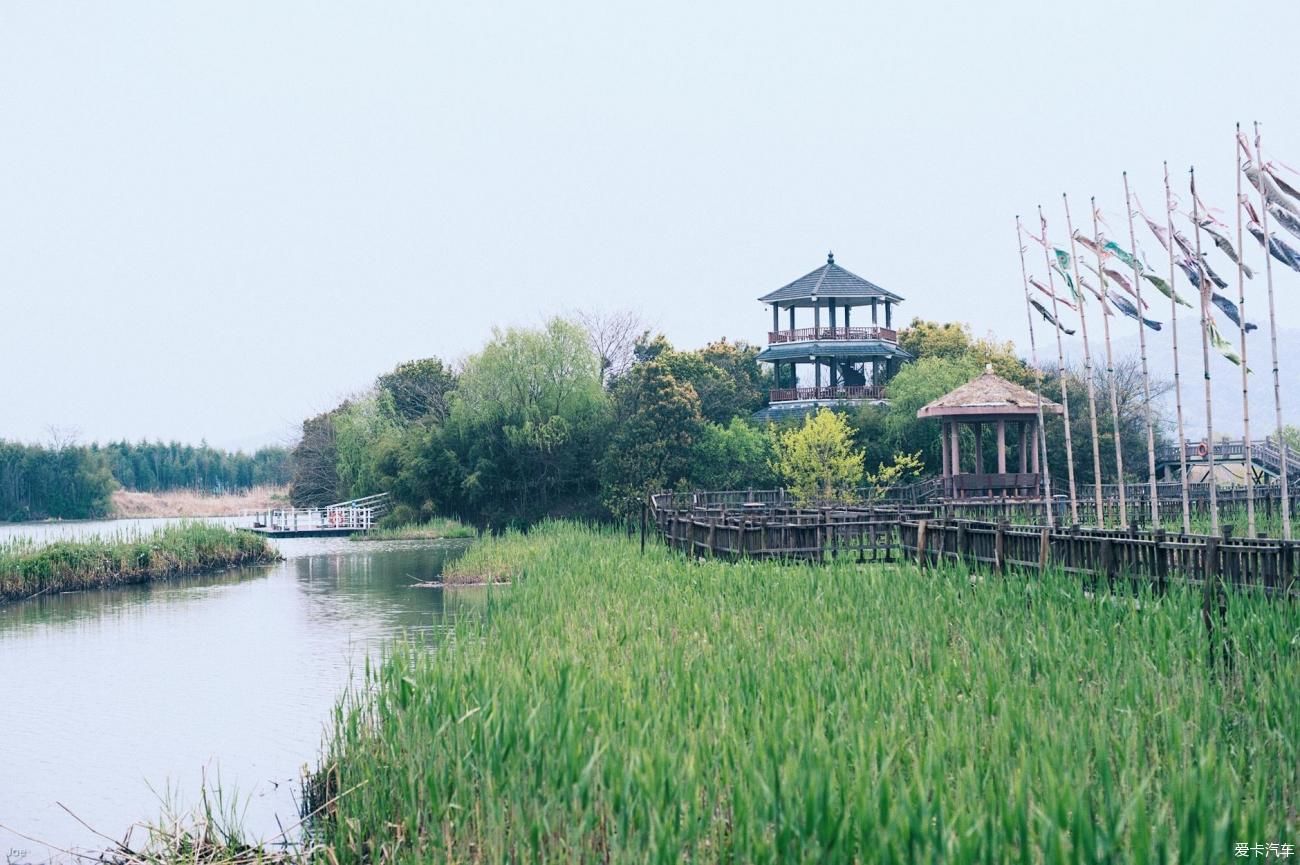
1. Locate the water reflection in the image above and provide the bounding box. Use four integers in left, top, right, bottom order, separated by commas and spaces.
0, 529, 477, 861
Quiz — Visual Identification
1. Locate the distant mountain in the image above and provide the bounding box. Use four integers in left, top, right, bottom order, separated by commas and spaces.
1055, 316, 1300, 440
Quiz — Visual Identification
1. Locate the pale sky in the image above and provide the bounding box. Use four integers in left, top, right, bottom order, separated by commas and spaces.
4, 1, 1299, 450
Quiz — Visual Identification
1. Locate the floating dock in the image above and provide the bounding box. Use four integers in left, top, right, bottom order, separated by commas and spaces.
242, 493, 389, 538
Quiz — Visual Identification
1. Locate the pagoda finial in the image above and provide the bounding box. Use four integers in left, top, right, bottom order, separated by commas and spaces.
827, 250, 835, 264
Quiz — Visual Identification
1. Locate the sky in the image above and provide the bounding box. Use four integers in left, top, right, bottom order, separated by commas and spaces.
3, 0, 1300, 450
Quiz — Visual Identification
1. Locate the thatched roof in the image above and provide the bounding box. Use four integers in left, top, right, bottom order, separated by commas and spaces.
917, 364, 1063, 419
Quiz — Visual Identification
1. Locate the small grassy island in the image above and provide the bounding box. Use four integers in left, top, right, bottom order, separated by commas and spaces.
0, 522, 280, 605
349, 517, 477, 542
305, 521, 1300, 863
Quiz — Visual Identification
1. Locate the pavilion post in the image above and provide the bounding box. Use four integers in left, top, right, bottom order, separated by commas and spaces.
997, 420, 1007, 473
951, 424, 961, 480
1019, 423, 1028, 473
772, 305, 779, 334
1031, 422, 1041, 473
975, 423, 985, 475
885, 301, 892, 328
871, 299, 878, 324
789, 307, 795, 331
845, 306, 851, 328
941, 421, 951, 478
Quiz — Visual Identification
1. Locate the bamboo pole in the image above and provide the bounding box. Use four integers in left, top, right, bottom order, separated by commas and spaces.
1165, 162, 1192, 533
1039, 206, 1080, 524
1016, 215, 1055, 528
1122, 171, 1161, 526
1253, 122, 1292, 540
1063, 194, 1106, 527
1189, 166, 1220, 536
1233, 124, 1256, 537
1090, 197, 1127, 525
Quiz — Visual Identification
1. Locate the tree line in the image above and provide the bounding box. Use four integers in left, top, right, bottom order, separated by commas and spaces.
289, 313, 1171, 527
0, 440, 292, 522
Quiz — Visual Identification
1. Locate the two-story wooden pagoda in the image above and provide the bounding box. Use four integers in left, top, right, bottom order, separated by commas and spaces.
753, 253, 913, 421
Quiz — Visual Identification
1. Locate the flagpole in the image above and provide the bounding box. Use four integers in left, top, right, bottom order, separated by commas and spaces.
1090, 197, 1128, 526
1233, 124, 1256, 537
1122, 173, 1161, 526
1254, 122, 1293, 540
1190, 166, 1220, 536
1063, 193, 1107, 527
1165, 162, 1193, 534
1017, 215, 1055, 528
1039, 205, 1080, 524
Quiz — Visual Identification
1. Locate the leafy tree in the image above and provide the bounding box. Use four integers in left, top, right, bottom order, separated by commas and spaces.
864, 451, 925, 499
376, 357, 457, 423
333, 393, 401, 499
688, 417, 777, 491
880, 355, 981, 473
770, 409, 865, 503
449, 317, 610, 524
898, 319, 973, 361
600, 361, 703, 519
291, 408, 345, 506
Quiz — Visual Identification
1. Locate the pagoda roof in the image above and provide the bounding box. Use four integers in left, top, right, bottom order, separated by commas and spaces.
917, 365, 1063, 419
759, 253, 904, 306
757, 341, 912, 363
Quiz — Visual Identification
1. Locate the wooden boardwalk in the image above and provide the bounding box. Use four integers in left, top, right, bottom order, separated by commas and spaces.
648, 491, 1300, 595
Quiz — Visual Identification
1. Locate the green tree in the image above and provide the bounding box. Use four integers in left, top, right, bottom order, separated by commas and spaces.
770, 408, 865, 503
376, 357, 457, 423
881, 355, 981, 473
333, 393, 402, 499
688, 417, 777, 491
600, 361, 703, 519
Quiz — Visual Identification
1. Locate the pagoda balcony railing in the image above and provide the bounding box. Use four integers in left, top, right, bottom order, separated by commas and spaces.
767, 326, 898, 345
769, 385, 887, 403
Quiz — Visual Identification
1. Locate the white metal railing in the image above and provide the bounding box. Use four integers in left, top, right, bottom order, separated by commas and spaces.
242, 493, 390, 533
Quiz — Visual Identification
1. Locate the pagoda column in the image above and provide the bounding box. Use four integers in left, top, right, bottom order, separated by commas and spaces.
951, 421, 961, 476
941, 421, 951, 478
997, 420, 1007, 473
814, 302, 820, 334
871, 299, 878, 324
885, 300, 892, 328
844, 306, 851, 328
974, 423, 984, 474
772, 305, 779, 334
1019, 423, 1029, 473
788, 307, 795, 330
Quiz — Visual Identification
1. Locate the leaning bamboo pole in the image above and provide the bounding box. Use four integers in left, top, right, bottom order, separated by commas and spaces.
1122, 172, 1161, 526
1189, 166, 1220, 536
1039, 206, 1079, 524
1090, 197, 1127, 525
1063, 194, 1106, 527
1164, 162, 1192, 534
1016, 215, 1055, 528
1253, 122, 1292, 540
1233, 125, 1256, 537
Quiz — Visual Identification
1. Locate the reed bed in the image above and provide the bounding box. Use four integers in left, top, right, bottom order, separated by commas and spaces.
307, 521, 1300, 863
0, 523, 279, 604
350, 518, 477, 543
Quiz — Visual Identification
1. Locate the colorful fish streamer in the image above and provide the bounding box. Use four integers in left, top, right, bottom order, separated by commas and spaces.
1210, 292, 1258, 333
1029, 299, 1076, 335
1108, 291, 1161, 331
1028, 276, 1077, 310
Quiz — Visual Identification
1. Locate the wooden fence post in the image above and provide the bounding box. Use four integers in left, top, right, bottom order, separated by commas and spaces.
916, 519, 928, 570
1038, 526, 1049, 574
640, 499, 647, 555
995, 521, 1007, 574
1153, 528, 1167, 594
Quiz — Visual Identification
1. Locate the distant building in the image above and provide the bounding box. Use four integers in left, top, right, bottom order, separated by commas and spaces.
752, 252, 912, 422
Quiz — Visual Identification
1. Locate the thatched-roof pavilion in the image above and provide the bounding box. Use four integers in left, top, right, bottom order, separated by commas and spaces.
918, 365, 1063, 499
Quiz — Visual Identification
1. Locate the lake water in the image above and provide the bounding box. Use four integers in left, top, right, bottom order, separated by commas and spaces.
0, 519, 480, 862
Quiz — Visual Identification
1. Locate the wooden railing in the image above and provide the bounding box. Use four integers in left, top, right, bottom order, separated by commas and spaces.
767, 326, 898, 344
244, 493, 390, 533
645, 492, 1299, 595
769, 384, 887, 403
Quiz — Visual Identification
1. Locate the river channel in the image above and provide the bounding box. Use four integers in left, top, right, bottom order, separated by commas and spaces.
0, 518, 479, 861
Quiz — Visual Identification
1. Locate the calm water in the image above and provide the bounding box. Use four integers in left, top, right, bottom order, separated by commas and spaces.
0, 519, 480, 861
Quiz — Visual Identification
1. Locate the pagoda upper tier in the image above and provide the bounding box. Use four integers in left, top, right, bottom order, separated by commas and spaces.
753, 252, 913, 421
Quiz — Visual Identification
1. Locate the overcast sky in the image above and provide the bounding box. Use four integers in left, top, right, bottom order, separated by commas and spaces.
3, 1, 1300, 450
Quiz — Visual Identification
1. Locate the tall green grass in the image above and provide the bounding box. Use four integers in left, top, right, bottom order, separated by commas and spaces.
0, 522, 279, 604
309, 522, 1299, 863
349, 517, 477, 542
